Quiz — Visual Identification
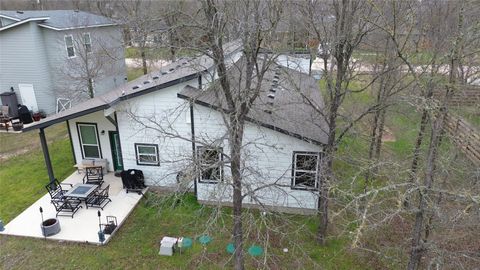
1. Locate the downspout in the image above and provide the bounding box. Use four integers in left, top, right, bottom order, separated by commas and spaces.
191, 75, 202, 197
114, 112, 125, 170
39, 127, 55, 182
190, 103, 197, 197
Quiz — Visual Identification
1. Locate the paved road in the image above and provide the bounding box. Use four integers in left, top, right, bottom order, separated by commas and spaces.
311, 57, 480, 85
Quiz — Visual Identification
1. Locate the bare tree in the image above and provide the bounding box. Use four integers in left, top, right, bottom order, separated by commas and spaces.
198, 1, 285, 268
118, 0, 162, 75
55, 26, 124, 102
299, 0, 379, 244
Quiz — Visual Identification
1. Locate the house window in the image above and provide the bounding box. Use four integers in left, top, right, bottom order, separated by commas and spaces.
77, 123, 101, 158
65, 35, 75, 57
291, 152, 320, 189
135, 143, 159, 166
83, 33, 92, 53
197, 147, 223, 183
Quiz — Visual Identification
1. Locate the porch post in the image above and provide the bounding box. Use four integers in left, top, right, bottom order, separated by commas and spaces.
39, 127, 55, 182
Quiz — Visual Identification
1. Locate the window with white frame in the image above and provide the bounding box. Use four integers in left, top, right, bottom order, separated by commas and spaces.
77, 123, 101, 158
135, 143, 159, 166
83, 33, 92, 53
291, 152, 320, 189
65, 35, 75, 57
197, 147, 223, 183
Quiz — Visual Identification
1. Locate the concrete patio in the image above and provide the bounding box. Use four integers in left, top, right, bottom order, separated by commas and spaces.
0, 172, 146, 245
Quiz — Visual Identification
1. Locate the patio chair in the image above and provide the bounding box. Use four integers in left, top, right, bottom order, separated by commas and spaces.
83, 166, 104, 186
86, 184, 111, 210
45, 178, 73, 202
51, 198, 82, 218
0, 105, 10, 131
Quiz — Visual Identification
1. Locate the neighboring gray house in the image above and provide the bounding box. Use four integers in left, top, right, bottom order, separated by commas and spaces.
0, 10, 126, 114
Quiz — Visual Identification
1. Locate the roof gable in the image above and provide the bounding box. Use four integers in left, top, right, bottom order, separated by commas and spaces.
0, 10, 116, 31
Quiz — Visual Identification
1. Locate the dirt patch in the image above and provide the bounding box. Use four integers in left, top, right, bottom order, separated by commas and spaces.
382, 127, 396, 142
0, 148, 32, 162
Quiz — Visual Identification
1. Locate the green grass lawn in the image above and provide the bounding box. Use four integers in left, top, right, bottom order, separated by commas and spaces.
0, 135, 369, 269
0, 138, 75, 223
125, 46, 197, 60
127, 67, 145, 81
0, 123, 68, 156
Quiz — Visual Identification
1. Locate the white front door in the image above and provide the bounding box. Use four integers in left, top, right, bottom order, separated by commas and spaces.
18, 84, 39, 112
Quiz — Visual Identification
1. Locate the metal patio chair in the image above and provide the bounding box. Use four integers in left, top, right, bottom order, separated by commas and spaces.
45, 179, 73, 202
51, 198, 83, 218
86, 184, 111, 210
83, 166, 104, 186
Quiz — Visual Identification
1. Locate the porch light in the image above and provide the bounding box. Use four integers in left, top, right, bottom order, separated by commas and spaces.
101, 130, 105, 135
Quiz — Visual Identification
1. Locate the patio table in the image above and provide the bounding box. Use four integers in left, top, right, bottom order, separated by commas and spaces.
64, 183, 99, 208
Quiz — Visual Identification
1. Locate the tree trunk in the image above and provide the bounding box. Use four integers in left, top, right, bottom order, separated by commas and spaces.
407, 109, 446, 270
410, 109, 428, 177
317, 153, 331, 245
88, 78, 94, 98
170, 46, 177, 62
408, 3, 463, 267
230, 117, 245, 270
317, 85, 340, 244
141, 50, 148, 75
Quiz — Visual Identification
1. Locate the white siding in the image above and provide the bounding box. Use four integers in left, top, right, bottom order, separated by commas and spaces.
115, 79, 197, 187
68, 110, 117, 171
193, 105, 322, 210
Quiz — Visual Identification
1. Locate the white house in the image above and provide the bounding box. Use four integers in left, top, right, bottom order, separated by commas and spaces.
24, 41, 328, 213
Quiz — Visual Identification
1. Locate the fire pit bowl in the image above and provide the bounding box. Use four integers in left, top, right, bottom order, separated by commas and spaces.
41, 218, 61, 236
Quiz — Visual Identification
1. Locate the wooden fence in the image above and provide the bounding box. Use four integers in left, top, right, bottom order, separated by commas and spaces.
434, 85, 480, 106
444, 113, 480, 166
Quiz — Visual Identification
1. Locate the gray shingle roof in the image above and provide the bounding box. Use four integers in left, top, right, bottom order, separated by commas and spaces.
23, 40, 243, 132
0, 10, 116, 30
178, 57, 328, 145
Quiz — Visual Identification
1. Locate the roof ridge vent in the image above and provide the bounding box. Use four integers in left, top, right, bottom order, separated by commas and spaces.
143, 80, 151, 84
16, 10, 24, 14
161, 71, 168, 75
132, 85, 141, 90
268, 93, 275, 99
152, 76, 159, 80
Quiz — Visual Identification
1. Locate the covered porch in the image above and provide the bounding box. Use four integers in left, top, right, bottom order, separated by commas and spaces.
0, 171, 145, 245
